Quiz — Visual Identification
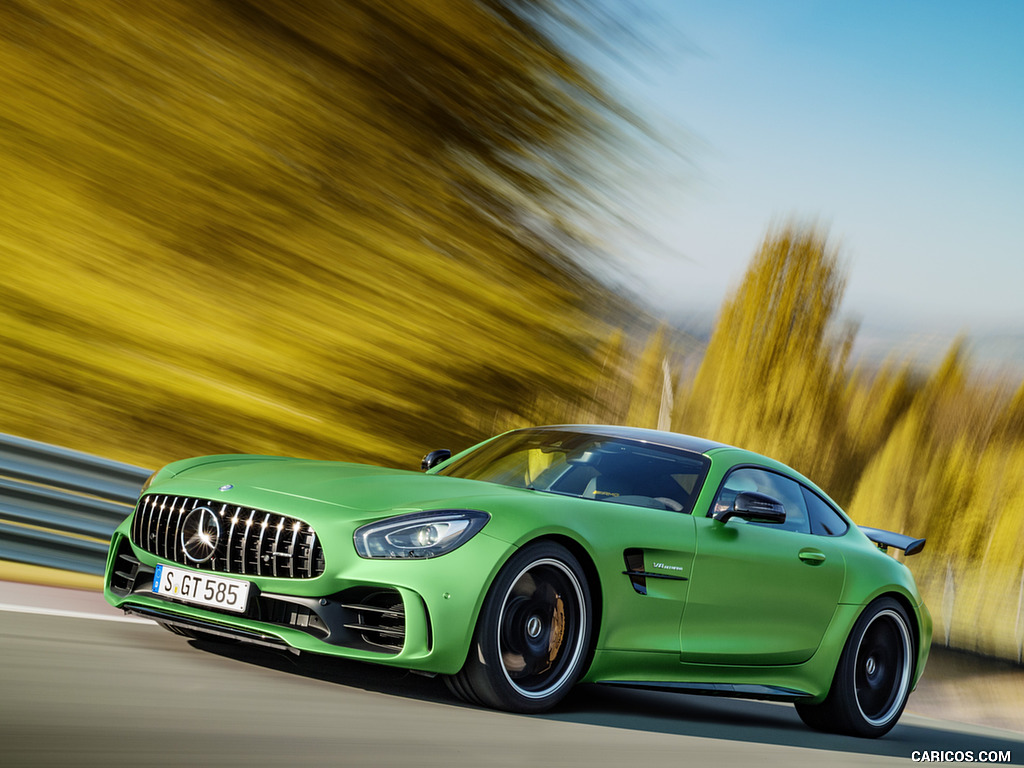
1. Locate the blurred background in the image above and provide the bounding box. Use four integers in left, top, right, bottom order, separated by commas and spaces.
1, 0, 1022, 667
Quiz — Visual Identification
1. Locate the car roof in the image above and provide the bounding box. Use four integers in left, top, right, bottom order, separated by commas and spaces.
526, 424, 732, 456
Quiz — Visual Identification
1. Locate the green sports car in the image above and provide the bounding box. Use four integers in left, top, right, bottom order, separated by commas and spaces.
104, 424, 931, 737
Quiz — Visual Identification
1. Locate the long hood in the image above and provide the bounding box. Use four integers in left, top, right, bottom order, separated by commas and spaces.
147, 455, 523, 525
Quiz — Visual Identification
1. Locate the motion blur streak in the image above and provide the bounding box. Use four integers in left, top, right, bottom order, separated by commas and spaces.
2, 0, 1023, 665
0, 0, 641, 468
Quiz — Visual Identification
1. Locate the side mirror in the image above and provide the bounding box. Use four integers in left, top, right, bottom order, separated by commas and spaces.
714, 491, 786, 525
421, 449, 452, 471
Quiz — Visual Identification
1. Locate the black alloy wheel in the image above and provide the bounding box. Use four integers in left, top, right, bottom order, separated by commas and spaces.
854, 607, 912, 726
445, 541, 592, 713
796, 596, 914, 738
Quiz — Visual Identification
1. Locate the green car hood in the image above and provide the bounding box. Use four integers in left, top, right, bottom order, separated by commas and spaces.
148, 455, 523, 525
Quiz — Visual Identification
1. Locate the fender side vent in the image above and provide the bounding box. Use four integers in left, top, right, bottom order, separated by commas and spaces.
623, 548, 647, 595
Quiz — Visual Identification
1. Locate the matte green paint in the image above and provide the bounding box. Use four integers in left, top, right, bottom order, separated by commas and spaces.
680, 517, 846, 665
104, 427, 932, 703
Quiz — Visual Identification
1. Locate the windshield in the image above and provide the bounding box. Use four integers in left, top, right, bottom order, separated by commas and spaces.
438, 429, 710, 513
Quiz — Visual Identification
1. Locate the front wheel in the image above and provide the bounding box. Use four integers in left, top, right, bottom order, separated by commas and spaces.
796, 597, 915, 738
445, 541, 592, 713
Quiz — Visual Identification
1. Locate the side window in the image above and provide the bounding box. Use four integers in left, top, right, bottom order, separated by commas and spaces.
713, 467, 811, 534
801, 487, 850, 536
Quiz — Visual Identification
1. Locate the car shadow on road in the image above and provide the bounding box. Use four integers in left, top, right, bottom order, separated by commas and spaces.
189, 637, 1024, 764
554, 684, 1024, 762
186, 635, 451, 701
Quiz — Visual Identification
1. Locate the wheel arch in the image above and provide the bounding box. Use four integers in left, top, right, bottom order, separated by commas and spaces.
822, 589, 926, 697
444, 533, 604, 711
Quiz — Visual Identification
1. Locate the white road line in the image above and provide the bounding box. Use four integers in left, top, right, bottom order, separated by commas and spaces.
0, 602, 151, 624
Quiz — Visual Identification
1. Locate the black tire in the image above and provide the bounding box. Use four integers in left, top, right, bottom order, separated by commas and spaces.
795, 597, 915, 738
443, 668, 484, 707
445, 541, 592, 713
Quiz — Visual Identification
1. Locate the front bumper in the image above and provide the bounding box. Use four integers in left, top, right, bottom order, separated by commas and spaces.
103, 521, 514, 674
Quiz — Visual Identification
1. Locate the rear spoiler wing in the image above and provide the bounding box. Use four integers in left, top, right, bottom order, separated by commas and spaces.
858, 526, 926, 557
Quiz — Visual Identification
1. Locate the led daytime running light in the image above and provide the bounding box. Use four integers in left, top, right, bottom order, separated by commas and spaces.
354, 510, 489, 559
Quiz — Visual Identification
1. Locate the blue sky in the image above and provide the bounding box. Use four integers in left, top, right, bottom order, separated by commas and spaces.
598, 0, 1024, 333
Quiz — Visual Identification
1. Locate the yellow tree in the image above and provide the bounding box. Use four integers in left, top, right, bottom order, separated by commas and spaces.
679, 224, 852, 487
845, 341, 974, 540
0, 0, 648, 466
840, 361, 917, 500
849, 343, 1024, 657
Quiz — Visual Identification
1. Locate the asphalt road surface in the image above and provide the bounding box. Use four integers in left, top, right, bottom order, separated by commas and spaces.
2, 583, 1022, 767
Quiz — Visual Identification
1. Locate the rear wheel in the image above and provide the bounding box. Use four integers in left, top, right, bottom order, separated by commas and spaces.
796, 597, 914, 738
445, 541, 592, 713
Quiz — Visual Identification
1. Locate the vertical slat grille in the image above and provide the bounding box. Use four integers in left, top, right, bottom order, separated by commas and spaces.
129, 494, 324, 578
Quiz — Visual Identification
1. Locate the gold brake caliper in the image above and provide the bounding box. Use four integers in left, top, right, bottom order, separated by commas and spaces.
548, 593, 565, 663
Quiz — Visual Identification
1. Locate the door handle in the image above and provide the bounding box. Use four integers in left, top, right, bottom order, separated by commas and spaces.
798, 549, 827, 565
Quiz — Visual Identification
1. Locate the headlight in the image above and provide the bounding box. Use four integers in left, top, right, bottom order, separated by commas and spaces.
139, 470, 159, 495
353, 510, 490, 559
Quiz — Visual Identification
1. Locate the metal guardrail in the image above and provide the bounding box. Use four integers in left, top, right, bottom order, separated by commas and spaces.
0, 433, 151, 575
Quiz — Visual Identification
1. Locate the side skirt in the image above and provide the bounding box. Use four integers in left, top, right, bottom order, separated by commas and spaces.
596, 680, 813, 702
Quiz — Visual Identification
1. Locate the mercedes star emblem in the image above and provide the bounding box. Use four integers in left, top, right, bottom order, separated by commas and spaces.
181, 506, 221, 563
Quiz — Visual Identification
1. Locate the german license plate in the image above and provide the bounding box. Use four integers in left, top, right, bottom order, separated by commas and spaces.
152, 564, 250, 613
